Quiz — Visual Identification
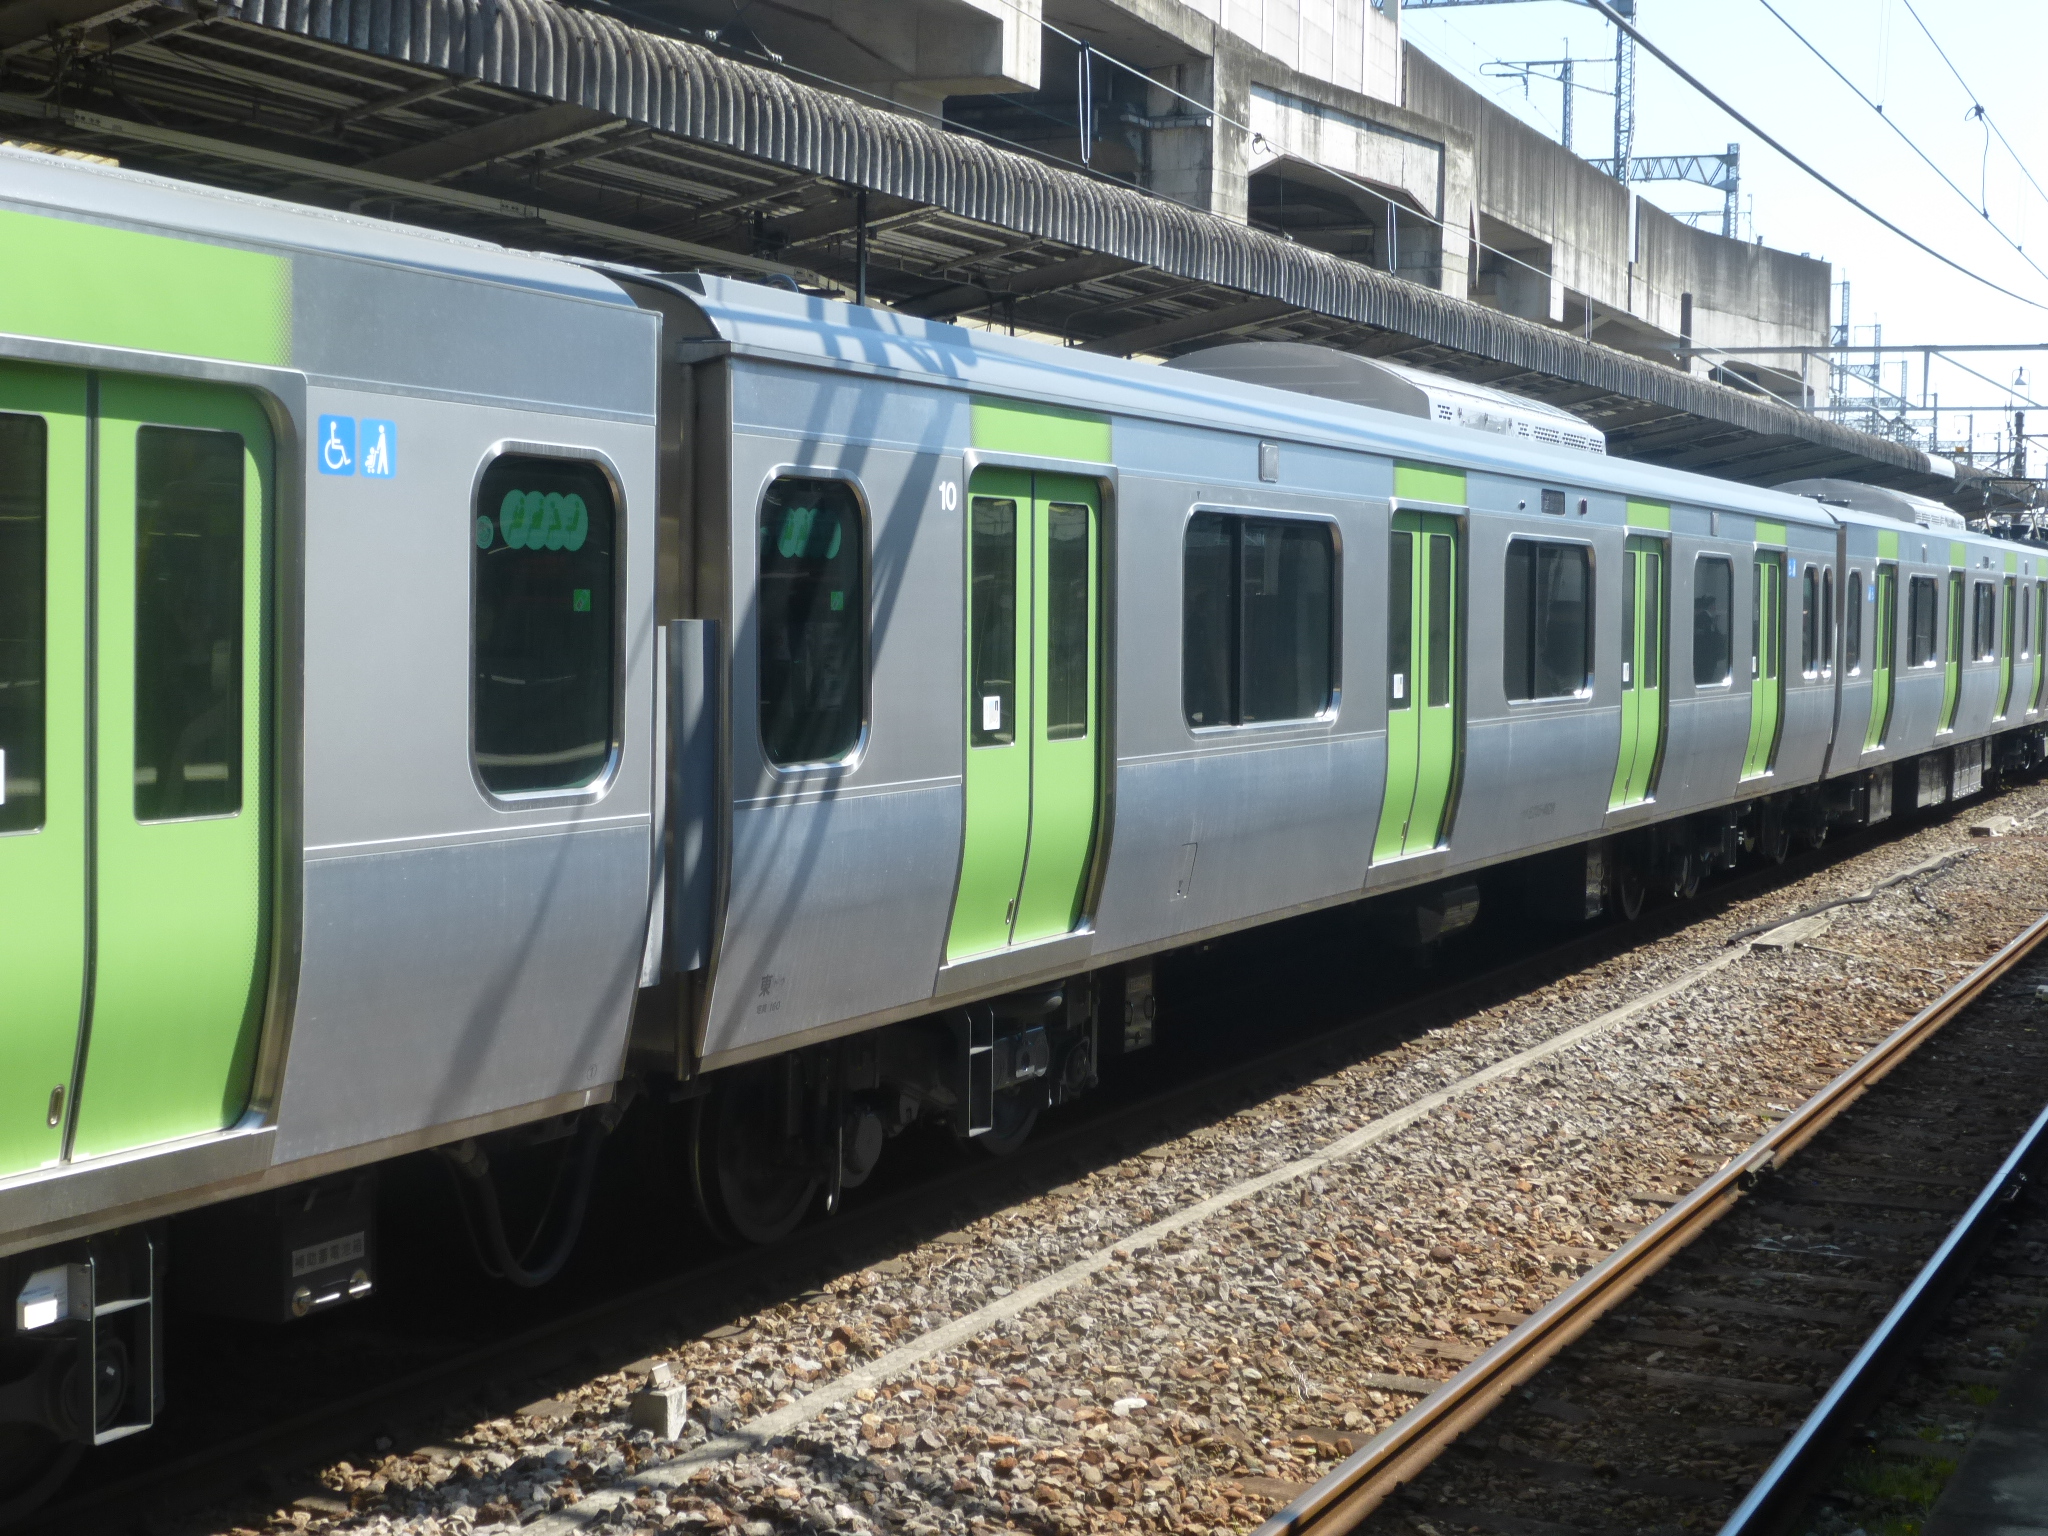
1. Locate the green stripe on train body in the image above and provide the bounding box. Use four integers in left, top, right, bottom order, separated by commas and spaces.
0, 207, 291, 366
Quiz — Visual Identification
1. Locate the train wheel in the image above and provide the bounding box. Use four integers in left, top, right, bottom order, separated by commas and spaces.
1660, 836, 1699, 900
1614, 856, 1647, 921
687, 1066, 819, 1246
1759, 805, 1792, 866
975, 1090, 1040, 1158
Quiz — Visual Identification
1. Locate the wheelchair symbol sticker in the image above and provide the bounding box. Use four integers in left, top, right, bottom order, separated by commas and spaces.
317, 415, 356, 476
361, 419, 395, 479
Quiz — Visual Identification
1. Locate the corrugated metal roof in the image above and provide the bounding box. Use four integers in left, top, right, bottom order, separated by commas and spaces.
221, 0, 1926, 475
0, 0, 1974, 498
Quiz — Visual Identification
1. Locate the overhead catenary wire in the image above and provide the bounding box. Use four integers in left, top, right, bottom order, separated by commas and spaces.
1750, 0, 2048, 291
1897, 0, 2048, 219
1579, 0, 2048, 314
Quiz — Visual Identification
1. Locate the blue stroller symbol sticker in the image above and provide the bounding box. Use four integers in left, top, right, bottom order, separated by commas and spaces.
361, 419, 396, 479
317, 415, 356, 476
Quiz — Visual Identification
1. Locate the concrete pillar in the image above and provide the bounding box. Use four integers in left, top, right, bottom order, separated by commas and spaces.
1143, 58, 1217, 213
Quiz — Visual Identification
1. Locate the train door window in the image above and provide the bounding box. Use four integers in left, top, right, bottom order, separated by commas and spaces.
1182, 512, 1334, 726
1044, 502, 1090, 739
969, 493, 1020, 747
0, 412, 46, 833
1693, 555, 1733, 686
1846, 569, 1865, 673
1503, 539, 1591, 701
1972, 581, 1998, 661
1799, 565, 1819, 677
1426, 533, 1454, 707
1386, 530, 1413, 709
755, 475, 863, 767
473, 454, 620, 792
133, 426, 243, 820
1821, 567, 1835, 675
2022, 584, 2034, 659
1907, 576, 1939, 666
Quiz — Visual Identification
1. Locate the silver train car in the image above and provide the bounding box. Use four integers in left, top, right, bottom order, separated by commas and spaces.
3, 147, 2043, 1470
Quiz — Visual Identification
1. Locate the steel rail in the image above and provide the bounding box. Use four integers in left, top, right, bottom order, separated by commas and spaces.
1718, 1088, 2048, 1533
1255, 907, 2048, 1536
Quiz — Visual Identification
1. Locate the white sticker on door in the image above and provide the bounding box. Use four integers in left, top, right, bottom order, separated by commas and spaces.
982, 695, 1002, 732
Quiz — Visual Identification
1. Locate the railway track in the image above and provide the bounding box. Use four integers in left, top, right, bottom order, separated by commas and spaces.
1260, 904, 2048, 1536
16, 837, 1825, 1536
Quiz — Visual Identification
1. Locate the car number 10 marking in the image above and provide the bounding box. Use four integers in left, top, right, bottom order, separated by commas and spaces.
940, 481, 959, 512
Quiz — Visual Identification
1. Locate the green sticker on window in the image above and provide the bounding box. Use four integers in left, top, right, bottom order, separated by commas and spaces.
777, 502, 817, 559
475, 515, 495, 549
830, 590, 844, 611
499, 489, 590, 552
572, 588, 591, 612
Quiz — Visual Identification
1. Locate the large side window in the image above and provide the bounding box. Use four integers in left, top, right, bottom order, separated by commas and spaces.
473, 454, 619, 794
1181, 512, 1334, 727
0, 413, 46, 834
1503, 539, 1591, 701
1693, 554, 1734, 686
1908, 575, 1940, 667
135, 425, 243, 821
757, 476, 865, 767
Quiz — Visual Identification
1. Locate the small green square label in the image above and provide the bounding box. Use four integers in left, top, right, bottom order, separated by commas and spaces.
572, 588, 591, 612
830, 590, 845, 612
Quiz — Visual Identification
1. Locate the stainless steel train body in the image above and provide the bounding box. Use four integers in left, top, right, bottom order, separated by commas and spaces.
3, 149, 2044, 1460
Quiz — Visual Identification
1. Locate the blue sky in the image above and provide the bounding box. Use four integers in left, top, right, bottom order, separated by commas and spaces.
1400, 0, 2048, 461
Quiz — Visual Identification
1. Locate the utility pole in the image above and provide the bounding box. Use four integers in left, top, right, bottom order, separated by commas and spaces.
1612, 15, 1635, 186
1405, 0, 1638, 177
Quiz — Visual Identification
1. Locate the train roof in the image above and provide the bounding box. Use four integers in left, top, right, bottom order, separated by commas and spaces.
667, 272, 1849, 530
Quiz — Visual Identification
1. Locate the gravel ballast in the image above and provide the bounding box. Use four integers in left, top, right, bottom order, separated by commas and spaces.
193, 787, 2048, 1536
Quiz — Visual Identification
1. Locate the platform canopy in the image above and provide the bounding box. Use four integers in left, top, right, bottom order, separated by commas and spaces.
0, 0, 1974, 500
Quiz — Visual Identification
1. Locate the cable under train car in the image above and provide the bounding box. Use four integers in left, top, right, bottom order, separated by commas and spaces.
2, 147, 2045, 1492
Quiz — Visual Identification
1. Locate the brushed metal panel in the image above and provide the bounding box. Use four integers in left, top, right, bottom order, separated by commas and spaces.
706, 785, 960, 1059
299, 394, 657, 854
276, 828, 649, 1161
295, 253, 656, 417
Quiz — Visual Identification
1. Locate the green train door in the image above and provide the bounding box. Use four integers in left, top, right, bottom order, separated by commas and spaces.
1998, 577, 2017, 718
1375, 512, 1460, 861
2036, 580, 2047, 711
1, 369, 268, 1171
1866, 563, 1897, 751
1939, 570, 1964, 732
1742, 551, 1785, 779
0, 365, 90, 1177
947, 469, 1100, 960
1608, 536, 1666, 808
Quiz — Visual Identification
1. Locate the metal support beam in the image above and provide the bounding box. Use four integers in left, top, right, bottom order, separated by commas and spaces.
357, 102, 616, 182
904, 252, 1145, 319
0, 92, 811, 277
1079, 296, 1302, 356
